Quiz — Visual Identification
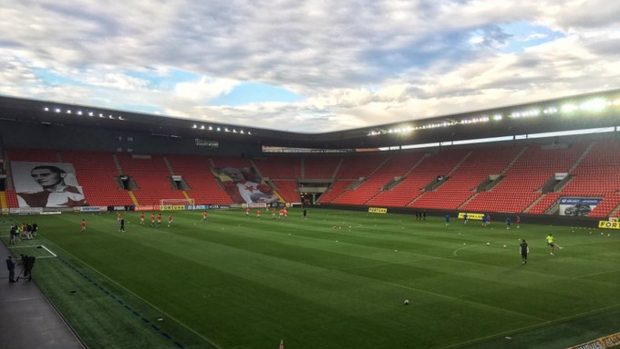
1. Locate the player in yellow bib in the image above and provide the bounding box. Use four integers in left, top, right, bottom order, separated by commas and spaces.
546, 234, 559, 255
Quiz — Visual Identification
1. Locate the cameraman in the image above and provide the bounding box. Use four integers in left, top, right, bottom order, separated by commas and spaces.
19, 254, 35, 281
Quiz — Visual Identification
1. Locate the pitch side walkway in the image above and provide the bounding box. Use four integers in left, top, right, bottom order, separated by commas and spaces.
0, 242, 84, 349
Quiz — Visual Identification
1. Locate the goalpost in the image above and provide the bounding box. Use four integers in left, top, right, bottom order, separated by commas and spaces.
159, 198, 195, 207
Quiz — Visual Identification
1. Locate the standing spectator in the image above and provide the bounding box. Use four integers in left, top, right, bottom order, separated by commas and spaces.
6, 256, 15, 283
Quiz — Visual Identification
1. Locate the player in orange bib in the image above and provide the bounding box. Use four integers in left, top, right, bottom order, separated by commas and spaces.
80, 219, 87, 232
156, 213, 162, 227
256, 209, 261, 217
167, 215, 173, 228
245, 207, 250, 216
150, 213, 156, 226
140, 213, 145, 225
202, 211, 208, 223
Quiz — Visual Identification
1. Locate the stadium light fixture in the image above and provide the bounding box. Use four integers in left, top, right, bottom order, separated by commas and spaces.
248, 131, 252, 135
192, 124, 197, 129
580, 98, 607, 112
208, 126, 213, 130
43, 107, 49, 111
561, 103, 578, 113
118, 116, 124, 120
240, 130, 245, 134
54, 108, 61, 113
493, 114, 502, 121
66, 110, 72, 114
217, 127, 221, 131
88, 111, 94, 116
200, 125, 205, 130
76, 110, 82, 115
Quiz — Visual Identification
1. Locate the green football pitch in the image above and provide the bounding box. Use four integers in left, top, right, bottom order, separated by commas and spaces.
2, 208, 619, 349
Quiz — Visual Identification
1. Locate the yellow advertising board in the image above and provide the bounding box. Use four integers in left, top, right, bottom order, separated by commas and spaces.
598, 221, 620, 230
368, 207, 388, 214
458, 212, 485, 220
160, 205, 186, 211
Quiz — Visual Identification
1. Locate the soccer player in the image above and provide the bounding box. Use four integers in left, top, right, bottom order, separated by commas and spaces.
520, 239, 529, 264
150, 213, 156, 226
283, 207, 288, 217
256, 209, 261, 218
80, 219, 87, 233
279, 208, 284, 219
303, 209, 307, 219
505, 216, 512, 230
516, 215, 521, 229
139, 213, 145, 225
202, 211, 208, 223
117, 212, 122, 224
481, 214, 488, 227
167, 215, 173, 228
245, 207, 250, 216
119, 217, 125, 232
546, 233, 559, 255
444, 213, 450, 226
463, 213, 468, 224
156, 213, 162, 227
271, 208, 276, 219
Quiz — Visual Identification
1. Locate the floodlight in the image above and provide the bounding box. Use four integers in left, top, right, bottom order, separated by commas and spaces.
208, 126, 213, 130
192, 124, 197, 128
76, 110, 82, 115
248, 131, 252, 135
99, 113, 104, 117
66, 110, 72, 114
580, 98, 607, 112
43, 107, 49, 111
240, 130, 245, 134
493, 114, 502, 121
217, 127, 221, 131
561, 103, 578, 113
88, 112, 94, 116
54, 108, 61, 113
118, 116, 124, 120
233, 129, 237, 133
200, 125, 205, 129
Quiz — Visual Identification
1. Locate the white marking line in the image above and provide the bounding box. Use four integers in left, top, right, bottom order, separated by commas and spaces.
453, 245, 473, 256
41, 245, 57, 257
9, 245, 41, 249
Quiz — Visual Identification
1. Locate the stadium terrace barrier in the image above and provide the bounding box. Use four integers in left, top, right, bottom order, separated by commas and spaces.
567, 332, 620, 349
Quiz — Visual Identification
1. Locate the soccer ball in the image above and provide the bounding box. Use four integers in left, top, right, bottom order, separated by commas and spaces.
503, 245, 507, 248
486, 242, 490, 246
403, 299, 410, 305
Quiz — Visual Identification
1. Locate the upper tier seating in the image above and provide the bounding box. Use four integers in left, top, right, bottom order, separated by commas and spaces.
303, 157, 341, 179
62, 151, 132, 206
167, 155, 233, 205
413, 146, 524, 210
332, 153, 426, 205
253, 157, 301, 179
462, 143, 589, 213
116, 154, 185, 206
368, 150, 467, 207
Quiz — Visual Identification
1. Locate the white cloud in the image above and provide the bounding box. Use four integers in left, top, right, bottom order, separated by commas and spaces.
0, 0, 618, 132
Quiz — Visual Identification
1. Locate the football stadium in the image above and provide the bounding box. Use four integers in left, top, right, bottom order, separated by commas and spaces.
1, 2, 620, 349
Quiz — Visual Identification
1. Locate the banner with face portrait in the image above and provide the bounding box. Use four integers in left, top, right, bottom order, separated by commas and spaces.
212, 166, 279, 204
12, 161, 87, 208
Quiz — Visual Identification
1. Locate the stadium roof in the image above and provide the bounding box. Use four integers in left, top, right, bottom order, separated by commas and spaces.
1, 89, 619, 149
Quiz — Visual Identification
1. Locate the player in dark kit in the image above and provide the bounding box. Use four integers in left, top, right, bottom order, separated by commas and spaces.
520, 239, 529, 264
119, 218, 125, 232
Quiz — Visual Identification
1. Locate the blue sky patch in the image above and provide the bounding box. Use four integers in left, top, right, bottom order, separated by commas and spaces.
499, 21, 564, 53
210, 82, 304, 106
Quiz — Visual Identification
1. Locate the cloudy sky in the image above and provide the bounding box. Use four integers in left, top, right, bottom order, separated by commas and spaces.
1, 1, 619, 132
